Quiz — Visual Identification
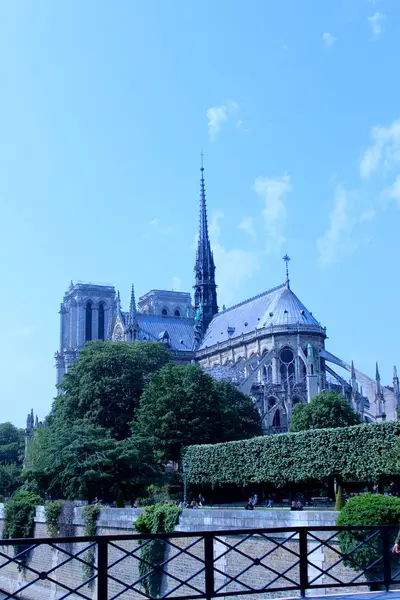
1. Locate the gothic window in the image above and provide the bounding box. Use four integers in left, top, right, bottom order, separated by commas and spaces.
98, 302, 105, 340
272, 410, 281, 427
174, 309, 180, 317
279, 347, 295, 388
85, 301, 93, 341
161, 308, 168, 317
113, 324, 124, 342
263, 364, 273, 383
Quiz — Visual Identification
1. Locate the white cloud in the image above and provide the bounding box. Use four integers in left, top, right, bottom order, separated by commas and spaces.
238, 217, 255, 237
206, 100, 239, 142
322, 32, 337, 47
172, 276, 182, 291
384, 175, 400, 208
147, 217, 173, 235
360, 119, 400, 178
368, 12, 385, 39
209, 211, 259, 305
253, 175, 292, 251
359, 208, 376, 222
317, 187, 359, 267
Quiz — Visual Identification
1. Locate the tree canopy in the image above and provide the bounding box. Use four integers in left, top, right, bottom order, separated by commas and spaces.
133, 363, 262, 464
0, 422, 25, 497
289, 391, 361, 432
57, 341, 171, 439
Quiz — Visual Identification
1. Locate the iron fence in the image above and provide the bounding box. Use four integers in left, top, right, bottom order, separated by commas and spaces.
0, 525, 400, 600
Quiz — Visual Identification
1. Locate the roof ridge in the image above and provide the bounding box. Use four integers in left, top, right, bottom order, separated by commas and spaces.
220, 282, 287, 315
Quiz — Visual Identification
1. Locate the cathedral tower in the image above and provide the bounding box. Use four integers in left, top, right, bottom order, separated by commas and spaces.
193, 155, 218, 344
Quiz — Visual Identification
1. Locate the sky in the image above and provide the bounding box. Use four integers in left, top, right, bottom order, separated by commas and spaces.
0, 0, 399, 427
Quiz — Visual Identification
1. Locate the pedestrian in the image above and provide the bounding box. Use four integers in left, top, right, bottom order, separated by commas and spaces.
198, 493, 204, 507
245, 497, 254, 510
290, 501, 297, 511
296, 500, 303, 511
253, 493, 258, 506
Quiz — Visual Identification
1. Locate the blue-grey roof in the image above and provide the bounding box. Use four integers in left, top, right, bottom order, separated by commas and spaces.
199, 283, 320, 350
122, 312, 195, 352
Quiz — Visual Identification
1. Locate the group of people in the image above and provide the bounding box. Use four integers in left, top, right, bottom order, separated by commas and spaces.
177, 494, 205, 509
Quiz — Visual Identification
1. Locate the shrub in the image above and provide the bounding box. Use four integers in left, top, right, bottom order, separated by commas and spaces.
183, 421, 400, 487
81, 504, 102, 585
44, 500, 65, 537
336, 494, 400, 576
134, 504, 181, 598
3, 488, 42, 568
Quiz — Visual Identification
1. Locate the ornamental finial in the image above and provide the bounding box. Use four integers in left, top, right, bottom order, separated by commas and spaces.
283, 254, 291, 287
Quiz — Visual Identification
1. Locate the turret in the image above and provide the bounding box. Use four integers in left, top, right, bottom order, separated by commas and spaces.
393, 366, 400, 407
306, 343, 318, 401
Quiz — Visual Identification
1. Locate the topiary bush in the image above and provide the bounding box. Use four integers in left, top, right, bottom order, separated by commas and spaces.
134, 504, 181, 598
336, 493, 400, 580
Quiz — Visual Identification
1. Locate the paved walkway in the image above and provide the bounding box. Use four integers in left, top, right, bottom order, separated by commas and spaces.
295, 593, 400, 600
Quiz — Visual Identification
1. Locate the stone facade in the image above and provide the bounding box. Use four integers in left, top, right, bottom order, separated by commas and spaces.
0, 506, 370, 600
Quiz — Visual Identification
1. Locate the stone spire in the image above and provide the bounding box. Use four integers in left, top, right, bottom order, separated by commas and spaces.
128, 284, 137, 327
194, 154, 218, 345
393, 366, 400, 403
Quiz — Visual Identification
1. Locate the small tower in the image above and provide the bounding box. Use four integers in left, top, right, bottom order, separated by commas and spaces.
193, 154, 218, 346
393, 366, 400, 408
306, 343, 318, 402
125, 285, 138, 343
375, 362, 386, 420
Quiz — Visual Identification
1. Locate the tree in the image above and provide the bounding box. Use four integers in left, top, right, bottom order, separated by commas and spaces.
24, 420, 157, 501
132, 363, 262, 464
289, 391, 361, 432
56, 341, 171, 439
0, 423, 25, 497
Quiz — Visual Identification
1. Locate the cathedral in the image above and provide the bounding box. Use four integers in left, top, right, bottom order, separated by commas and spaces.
55, 162, 400, 432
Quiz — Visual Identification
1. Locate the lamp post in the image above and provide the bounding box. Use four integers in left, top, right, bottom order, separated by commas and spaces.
182, 462, 189, 506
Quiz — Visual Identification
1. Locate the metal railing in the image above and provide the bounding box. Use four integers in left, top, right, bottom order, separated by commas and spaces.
0, 525, 399, 600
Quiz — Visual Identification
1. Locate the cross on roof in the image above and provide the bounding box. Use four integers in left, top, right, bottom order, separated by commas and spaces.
283, 254, 291, 286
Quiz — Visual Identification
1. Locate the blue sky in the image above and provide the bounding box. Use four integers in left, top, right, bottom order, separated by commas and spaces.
1, 0, 399, 427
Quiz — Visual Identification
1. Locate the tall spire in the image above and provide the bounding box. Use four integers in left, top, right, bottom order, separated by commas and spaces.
393, 366, 400, 402
194, 153, 218, 345
129, 284, 137, 326
283, 254, 291, 288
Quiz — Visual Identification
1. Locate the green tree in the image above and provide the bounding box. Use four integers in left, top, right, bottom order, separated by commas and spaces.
0, 422, 25, 497
133, 363, 262, 464
289, 391, 361, 432
24, 420, 157, 501
336, 494, 400, 576
56, 341, 171, 439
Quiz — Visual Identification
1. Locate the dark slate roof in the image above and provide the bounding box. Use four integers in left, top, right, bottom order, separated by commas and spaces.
199, 283, 320, 350
121, 312, 195, 352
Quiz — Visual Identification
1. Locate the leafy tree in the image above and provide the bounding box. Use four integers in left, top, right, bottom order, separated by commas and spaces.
133, 363, 262, 464
336, 494, 400, 577
56, 341, 171, 439
24, 420, 158, 501
0, 422, 25, 497
289, 391, 361, 432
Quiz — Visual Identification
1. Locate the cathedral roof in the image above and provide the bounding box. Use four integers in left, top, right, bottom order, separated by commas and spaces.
122, 312, 194, 352
198, 283, 322, 350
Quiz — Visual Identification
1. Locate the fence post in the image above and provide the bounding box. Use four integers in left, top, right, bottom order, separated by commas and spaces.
299, 529, 308, 598
381, 526, 392, 592
97, 539, 108, 600
204, 534, 215, 600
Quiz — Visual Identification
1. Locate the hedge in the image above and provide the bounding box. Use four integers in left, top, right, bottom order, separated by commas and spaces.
183, 421, 400, 487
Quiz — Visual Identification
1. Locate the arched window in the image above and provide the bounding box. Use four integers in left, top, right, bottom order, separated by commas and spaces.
272, 410, 281, 427
279, 347, 295, 388
161, 308, 168, 317
98, 303, 105, 340
85, 301, 93, 341
174, 309, 180, 317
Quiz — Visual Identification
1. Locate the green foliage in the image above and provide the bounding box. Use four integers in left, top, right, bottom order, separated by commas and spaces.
82, 504, 102, 584
24, 420, 157, 501
135, 504, 182, 598
289, 391, 361, 432
0, 422, 25, 497
133, 363, 262, 463
44, 500, 65, 537
336, 494, 400, 574
334, 486, 345, 511
58, 341, 171, 439
183, 421, 400, 487
3, 488, 42, 568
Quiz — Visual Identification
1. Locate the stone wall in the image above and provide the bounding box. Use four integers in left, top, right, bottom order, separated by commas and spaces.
0, 506, 369, 599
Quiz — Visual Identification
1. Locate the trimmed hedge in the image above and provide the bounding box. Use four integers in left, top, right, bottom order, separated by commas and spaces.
183, 421, 400, 487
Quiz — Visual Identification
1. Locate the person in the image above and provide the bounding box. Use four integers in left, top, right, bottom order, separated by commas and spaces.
190, 500, 197, 510
245, 498, 254, 510
290, 501, 297, 511
198, 493, 204, 507
296, 500, 303, 511
253, 493, 258, 506
267, 497, 273, 508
